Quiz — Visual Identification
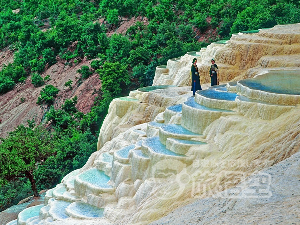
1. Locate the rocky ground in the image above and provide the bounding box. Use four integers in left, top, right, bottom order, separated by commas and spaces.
151, 151, 300, 224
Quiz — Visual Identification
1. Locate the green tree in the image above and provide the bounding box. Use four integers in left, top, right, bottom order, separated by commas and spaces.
106, 9, 119, 27
0, 75, 15, 94
0, 125, 55, 197
97, 62, 130, 97
31, 73, 45, 87
77, 65, 93, 79
37, 85, 59, 106
106, 34, 131, 63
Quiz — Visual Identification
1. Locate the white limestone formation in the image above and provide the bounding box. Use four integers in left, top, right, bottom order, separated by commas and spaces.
12, 23, 300, 225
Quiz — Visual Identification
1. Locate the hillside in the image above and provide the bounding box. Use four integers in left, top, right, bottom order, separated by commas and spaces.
2, 1, 300, 224
3, 23, 300, 225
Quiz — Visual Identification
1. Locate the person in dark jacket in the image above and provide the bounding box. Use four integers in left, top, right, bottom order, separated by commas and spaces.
191, 58, 202, 96
209, 58, 218, 86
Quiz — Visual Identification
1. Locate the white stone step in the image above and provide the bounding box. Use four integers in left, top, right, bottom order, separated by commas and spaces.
181, 97, 235, 134
25, 216, 40, 225
166, 138, 207, 155
61, 169, 80, 191
164, 104, 182, 124
236, 70, 300, 106
39, 205, 50, 220
141, 137, 193, 167
236, 95, 294, 120
147, 121, 165, 137
65, 202, 104, 219
94, 152, 113, 176
74, 168, 114, 197
6, 219, 17, 225
44, 189, 54, 205
86, 192, 118, 208
195, 87, 238, 110
114, 144, 136, 164
159, 124, 202, 145
48, 198, 70, 221
129, 149, 150, 181
154, 112, 165, 123
111, 160, 132, 187
17, 204, 44, 225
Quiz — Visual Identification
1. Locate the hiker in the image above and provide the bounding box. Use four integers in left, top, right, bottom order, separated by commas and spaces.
210, 58, 219, 86
191, 58, 202, 96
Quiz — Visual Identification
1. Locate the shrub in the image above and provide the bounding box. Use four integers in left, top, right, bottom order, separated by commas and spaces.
31, 73, 45, 87
64, 79, 73, 89
37, 85, 59, 106
77, 65, 93, 79
0, 76, 15, 94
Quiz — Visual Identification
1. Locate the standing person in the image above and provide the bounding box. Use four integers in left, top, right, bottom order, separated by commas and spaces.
191, 58, 202, 96
210, 58, 219, 86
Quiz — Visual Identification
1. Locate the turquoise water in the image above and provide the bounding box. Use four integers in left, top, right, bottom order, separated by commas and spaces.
54, 185, 66, 196
18, 205, 44, 222
119, 97, 138, 101
50, 200, 70, 219
239, 70, 300, 95
184, 97, 233, 112
144, 137, 186, 157
161, 124, 200, 136
187, 51, 200, 56
68, 202, 104, 218
173, 139, 206, 145
215, 39, 229, 44
198, 89, 237, 101
116, 145, 135, 158
215, 86, 228, 92
138, 85, 175, 92
149, 121, 165, 128
241, 30, 259, 33
167, 104, 182, 112
78, 168, 112, 188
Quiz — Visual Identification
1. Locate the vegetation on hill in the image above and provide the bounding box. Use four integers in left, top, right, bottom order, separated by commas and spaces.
1, 0, 300, 211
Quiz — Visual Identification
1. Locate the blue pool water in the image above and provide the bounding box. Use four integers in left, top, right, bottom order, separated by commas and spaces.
167, 104, 182, 112
78, 168, 112, 189
161, 124, 200, 136
239, 70, 300, 95
184, 97, 233, 112
173, 139, 206, 145
198, 89, 237, 101
19, 205, 44, 222
116, 145, 135, 158
138, 85, 176, 92
215, 86, 228, 92
119, 97, 138, 101
144, 137, 186, 157
68, 202, 104, 218
50, 200, 71, 219
149, 121, 165, 128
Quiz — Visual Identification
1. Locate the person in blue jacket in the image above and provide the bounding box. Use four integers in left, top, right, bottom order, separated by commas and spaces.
191, 58, 202, 96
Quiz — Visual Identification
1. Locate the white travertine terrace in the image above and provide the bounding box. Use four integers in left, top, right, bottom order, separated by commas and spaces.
10, 23, 300, 225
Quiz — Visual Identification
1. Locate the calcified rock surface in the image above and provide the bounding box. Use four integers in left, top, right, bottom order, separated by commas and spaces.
9, 23, 300, 225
